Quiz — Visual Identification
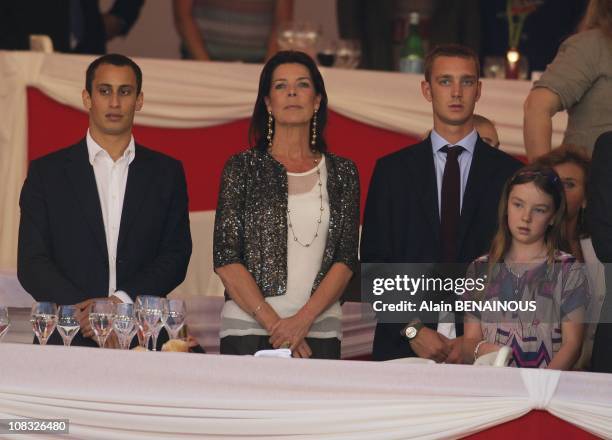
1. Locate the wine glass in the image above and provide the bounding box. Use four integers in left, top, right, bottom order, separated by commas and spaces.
135, 297, 149, 349
335, 39, 362, 69
57, 305, 80, 347
277, 21, 321, 59
150, 298, 168, 351
113, 303, 136, 350
164, 299, 186, 340
136, 295, 163, 351
30, 302, 58, 345
88, 300, 114, 348
316, 39, 337, 67
483, 56, 505, 79
0, 306, 10, 342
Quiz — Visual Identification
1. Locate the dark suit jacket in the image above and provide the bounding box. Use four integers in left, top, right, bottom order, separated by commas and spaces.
588, 131, 612, 373
18, 139, 192, 346
0, 0, 144, 54
360, 135, 522, 360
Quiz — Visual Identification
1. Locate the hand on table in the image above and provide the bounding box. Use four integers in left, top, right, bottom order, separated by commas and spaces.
408, 327, 451, 363
441, 335, 463, 364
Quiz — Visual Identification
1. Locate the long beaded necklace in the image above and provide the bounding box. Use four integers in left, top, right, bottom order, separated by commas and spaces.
287, 156, 324, 248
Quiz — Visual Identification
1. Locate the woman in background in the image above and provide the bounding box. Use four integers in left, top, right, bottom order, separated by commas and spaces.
524, 0, 612, 161
213, 51, 359, 359
173, 0, 293, 63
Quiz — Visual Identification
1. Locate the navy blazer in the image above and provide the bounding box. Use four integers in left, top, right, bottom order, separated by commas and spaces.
18, 139, 192, 346
360, 135, 522, 360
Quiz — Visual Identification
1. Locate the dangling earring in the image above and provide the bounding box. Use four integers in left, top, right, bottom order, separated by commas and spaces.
311, 109, 318, 147
267, 111, 273, 148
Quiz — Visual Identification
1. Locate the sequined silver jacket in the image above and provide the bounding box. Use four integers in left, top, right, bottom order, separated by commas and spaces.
213, 148, 360, 298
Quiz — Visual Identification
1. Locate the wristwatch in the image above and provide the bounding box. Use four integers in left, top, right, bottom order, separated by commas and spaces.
401, 320, 424, 340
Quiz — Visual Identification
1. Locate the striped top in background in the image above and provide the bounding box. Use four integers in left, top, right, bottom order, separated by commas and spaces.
187, 0, 275, 63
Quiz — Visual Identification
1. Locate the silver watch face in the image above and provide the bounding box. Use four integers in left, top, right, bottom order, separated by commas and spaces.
405, 326, 417, 339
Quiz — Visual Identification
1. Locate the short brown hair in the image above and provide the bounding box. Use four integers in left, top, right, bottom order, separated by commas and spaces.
533, 144, 591, 238
533, 145, 591, 189
424, 44, 480, 82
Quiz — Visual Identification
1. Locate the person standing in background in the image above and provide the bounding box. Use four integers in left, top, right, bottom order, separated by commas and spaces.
172, 0, 293, 63
481, 0, 587, 75
523, 0, 611, 161
0, 0, 144, 54
473, 114, 500, 149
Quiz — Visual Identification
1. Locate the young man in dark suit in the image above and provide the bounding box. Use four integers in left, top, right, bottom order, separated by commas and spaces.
361, 45, 522, 362
18, 54, 192, 347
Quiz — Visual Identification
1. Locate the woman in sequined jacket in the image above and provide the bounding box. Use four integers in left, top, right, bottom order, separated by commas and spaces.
213, 51, 360, 359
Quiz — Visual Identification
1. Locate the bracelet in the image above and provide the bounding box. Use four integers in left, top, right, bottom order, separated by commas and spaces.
473, 339, 487, 362
251, 301, 266, 318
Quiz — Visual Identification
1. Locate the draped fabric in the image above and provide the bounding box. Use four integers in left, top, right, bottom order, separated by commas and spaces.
0, 51, 568, 295
0, 344, 608, 439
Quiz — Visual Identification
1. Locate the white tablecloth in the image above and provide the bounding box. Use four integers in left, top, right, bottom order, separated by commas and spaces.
0, 343, 610, 439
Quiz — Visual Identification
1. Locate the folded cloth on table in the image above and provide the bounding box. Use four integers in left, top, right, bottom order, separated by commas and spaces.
254, 348, 292, 358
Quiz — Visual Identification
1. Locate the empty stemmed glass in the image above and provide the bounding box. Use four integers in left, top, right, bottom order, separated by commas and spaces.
150, 298, 168, 351
57, 305, 80, 347
88, 300, 114, 348
277, 21, 321, 58
113, 303, 136, 350
136, 295, 164, 350
31, 302, 58, 345
0, 306, 10, 342
164, 299, 186, 340
335, 39, 362, 69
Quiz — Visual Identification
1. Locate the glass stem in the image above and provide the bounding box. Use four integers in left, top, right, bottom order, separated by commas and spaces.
152, 331, 159, 351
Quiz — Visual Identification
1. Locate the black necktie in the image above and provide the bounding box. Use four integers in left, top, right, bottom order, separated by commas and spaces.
440, 145, 464, 262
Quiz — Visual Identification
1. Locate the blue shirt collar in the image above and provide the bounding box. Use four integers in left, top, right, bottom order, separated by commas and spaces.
430, 128, 478, 155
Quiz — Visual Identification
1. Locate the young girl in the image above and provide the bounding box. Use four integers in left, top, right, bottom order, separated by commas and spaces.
462, 164, 589, 369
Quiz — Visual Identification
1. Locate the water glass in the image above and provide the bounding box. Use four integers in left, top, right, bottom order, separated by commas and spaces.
164, 299, 186, 340
57, 305, 80, 347
113, 303, 136, 350
334, 39, 362, 69
277, 21, 321, 59
88, 300, 114, 348
136, 295, 164, 350
31, 302, 58, 345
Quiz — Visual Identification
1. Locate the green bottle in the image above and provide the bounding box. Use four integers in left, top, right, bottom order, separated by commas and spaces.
399, 12, 424, 73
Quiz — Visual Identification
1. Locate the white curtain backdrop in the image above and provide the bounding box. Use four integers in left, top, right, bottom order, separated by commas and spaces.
0, 51, 568, 292
0, 344, 609, 439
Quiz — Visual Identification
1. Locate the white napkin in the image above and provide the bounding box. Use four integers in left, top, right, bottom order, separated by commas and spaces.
254, 348, 292, 358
